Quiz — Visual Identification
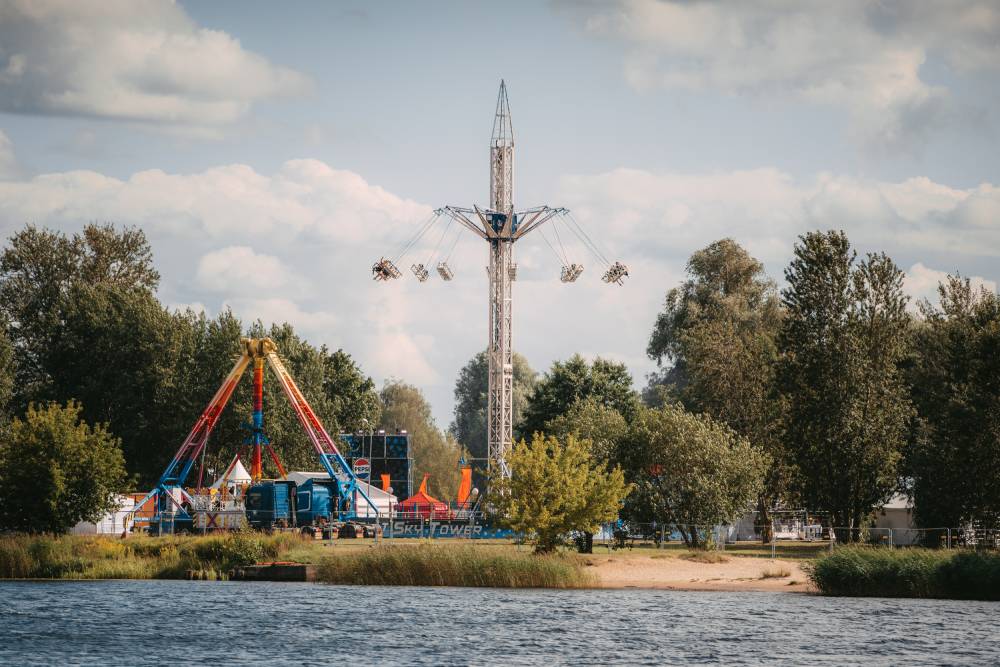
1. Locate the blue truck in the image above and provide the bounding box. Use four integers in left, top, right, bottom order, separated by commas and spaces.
245, 478, 350, 533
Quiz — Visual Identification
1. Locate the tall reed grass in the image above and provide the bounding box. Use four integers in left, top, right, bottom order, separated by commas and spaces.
0, 532, 302, 580
809, 547, 1000, 600
317, 545, 594, 589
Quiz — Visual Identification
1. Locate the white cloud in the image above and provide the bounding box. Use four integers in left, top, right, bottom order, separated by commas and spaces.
559, 167, 1000, 267
0, 130, 995, 426
168, 301, 209, 316
223, 297, 338, 333
578, 0, 1000, 150
196, 246, 304, 295
0, 159, 429, 244
0, 0, 310, 128
904, 262, 997, 308
0, 130, 20, 180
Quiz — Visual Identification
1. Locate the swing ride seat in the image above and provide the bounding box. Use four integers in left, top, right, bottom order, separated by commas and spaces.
372, 258, 401, 281
437, 262, 454, 280
411, 263, 429, 282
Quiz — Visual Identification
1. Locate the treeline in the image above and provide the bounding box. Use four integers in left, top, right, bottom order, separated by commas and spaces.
451, 232, 999, 539
0, 224, 459, 531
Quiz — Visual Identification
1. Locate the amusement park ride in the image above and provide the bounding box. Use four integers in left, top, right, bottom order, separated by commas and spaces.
373, 81, 628, 480
131, 337, 377, 530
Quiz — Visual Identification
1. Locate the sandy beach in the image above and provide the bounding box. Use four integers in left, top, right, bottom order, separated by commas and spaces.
586, 553, 814, 593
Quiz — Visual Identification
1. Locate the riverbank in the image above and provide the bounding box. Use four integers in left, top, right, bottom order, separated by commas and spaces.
810, 546, 1000, 600
1, 533, 818, 591
586, 553, 814, 592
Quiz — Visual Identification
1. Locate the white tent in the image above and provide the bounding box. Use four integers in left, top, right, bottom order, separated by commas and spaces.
286, 471, 397, 518
71, 495, 136, 535
211, 455, 252, 490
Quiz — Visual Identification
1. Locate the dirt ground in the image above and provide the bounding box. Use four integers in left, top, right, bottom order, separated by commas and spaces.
584, 553, 815, 593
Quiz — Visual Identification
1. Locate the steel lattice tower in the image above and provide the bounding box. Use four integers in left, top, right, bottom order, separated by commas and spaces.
487, 81, 516, 479
372, 81, 628, 480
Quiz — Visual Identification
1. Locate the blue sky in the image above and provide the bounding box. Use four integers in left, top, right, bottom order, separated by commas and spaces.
1, 1, 998, 428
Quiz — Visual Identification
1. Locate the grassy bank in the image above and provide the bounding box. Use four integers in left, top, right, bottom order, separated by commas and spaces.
0, 532, 302, 580
809, 547, 1000, 600
317, 545, 594, 588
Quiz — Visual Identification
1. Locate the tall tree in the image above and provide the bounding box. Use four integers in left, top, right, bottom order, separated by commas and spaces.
450, 350, 535, 462
0, 224, 159, 408
545, 398, 629, 552
621, 404, 768, 547
545, 398, 629, 465
0, 401, 127, 534
41, 283, 179, 484
381, 380, 461, 501
779, 231, 911, 535
323, 348, 381, 434
645, 239, 786, 539
519, 354, 638, 437
0, 321, 14, 425
905, 276, 1000, 529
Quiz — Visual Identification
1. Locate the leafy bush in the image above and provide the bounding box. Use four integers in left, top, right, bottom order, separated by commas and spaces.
810, 547, 1000, 600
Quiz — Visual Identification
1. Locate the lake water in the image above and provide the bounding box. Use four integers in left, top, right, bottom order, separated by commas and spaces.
1, 581, 997, 665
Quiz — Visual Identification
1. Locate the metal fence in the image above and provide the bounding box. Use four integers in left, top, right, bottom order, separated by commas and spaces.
588, 520, 1000, 556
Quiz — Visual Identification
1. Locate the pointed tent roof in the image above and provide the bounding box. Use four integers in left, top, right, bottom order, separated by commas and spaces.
210, 454, 251, 489
398, 475, 448, 510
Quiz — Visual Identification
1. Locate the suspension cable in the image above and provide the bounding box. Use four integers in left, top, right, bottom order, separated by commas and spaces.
551, 218, 570, 265
425, 214, 455, 266
443, 224, 464, 263
537, 226, 568, 265
562, 211, 611, 267
393, 211, 440, 264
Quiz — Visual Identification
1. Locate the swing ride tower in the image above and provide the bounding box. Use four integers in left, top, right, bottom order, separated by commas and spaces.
373, 81, 628, 480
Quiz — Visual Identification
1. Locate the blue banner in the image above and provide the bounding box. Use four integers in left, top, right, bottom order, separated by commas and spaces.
382, 519, 513, 539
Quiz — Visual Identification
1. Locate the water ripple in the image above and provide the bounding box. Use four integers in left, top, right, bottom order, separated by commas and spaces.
0, 581, 997, 666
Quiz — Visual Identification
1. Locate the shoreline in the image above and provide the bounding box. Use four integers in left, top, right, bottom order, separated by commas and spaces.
0, 552, 818, 594
586, 553, 815, 593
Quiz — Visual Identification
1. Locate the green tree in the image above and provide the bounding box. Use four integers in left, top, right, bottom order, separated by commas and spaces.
381, 380, 461, 501
646, 239, 787, 540
778, 231, 911, 536
0, 321, 14, 425
323, 348, 381, 433
622, 404, 768, 547
520, 354, 638, 437
41, 283, 180, 484
488, 433, 631, 554
0, 224, 159, 407
905, 276, 1000, 529
545, 398, 628, 465
545, 398, 629, 552
0, 401, 127, 533
450, 350, 535, 462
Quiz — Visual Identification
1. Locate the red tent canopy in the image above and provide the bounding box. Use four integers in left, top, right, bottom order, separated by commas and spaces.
398, 475, 451, 518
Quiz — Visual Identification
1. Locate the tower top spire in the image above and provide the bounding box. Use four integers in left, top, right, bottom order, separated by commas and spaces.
491, 80, 513, 148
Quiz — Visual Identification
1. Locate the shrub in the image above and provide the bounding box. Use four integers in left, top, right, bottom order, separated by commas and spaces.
809, 547, 1000, 600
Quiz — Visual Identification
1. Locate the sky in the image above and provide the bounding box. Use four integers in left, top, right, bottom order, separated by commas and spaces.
0, 0, 998, 429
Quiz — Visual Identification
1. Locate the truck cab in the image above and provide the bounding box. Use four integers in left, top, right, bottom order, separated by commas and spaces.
245, 480, 296, 529
294, 478, 341, 526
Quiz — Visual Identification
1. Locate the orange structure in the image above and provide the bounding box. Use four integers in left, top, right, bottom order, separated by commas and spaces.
397, 475, 451, 518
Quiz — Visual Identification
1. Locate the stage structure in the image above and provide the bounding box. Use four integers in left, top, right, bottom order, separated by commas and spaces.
372, 81, 628, 479
340, 431, 413, 501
